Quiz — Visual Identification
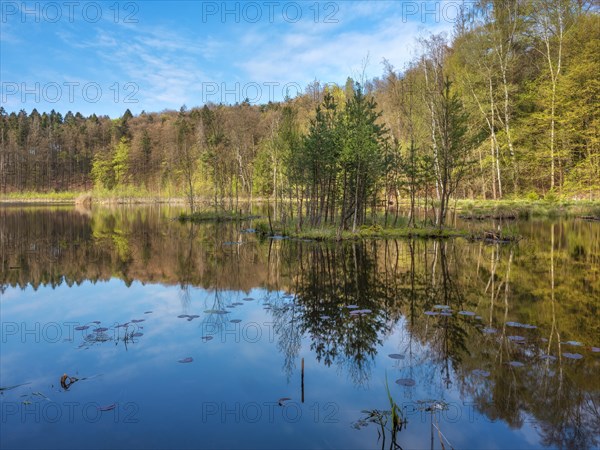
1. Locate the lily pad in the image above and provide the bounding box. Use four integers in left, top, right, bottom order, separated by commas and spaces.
202, 336, 214, 341
563, 352, 583, 360
144, 311, 153, 314
92, 321, 101, 325
564, 340, 583, 347
178, 357, 193, 363
98, 404, 116, 412
0, 382, 31, 392
346, 305, 359, 309
204, 309, 229, 315
434, 305, 450, 310
540, 354, 556, 361
424, 311, 439, 316
388, 354, 405, 360
395, 378, 416, 387
458, 311, 476, 316
232, 302, 244, 306
94, 327, 108, 333
440, 312, 453, 317
242, 298, 255, 302
132, 332, 143, 337
230, 319, 242, 324
591, 347, 600, 353
508, 335, 526, 343
472, 369, 490, 377
131, 319, 145, 323
508, 361, 524, 367
506, 321, 523, 328
74, 326, 89, 331
278, 397, 291, 406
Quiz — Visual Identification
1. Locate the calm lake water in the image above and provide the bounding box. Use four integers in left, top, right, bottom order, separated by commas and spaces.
1, 205, 599, 450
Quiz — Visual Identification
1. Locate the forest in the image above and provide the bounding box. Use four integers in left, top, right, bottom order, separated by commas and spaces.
1, 1, 598, 229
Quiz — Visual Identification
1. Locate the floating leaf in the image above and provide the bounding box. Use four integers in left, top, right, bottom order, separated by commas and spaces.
144, 311, 153, 314
177, 314, 190, 319
563, 352, 583, 360
0, 382, 31, 392
508, 335, 526, 343
472, 369, 490, 377
132, 332, 143, 337
188, 315, 200, 319
230, 319, 242, 324
395, 378, 416, 387
131, 319, 145, 323
242, 298, 255, 302
204, 310, 229, 315
202, 336, 214, 341
98, 404, 116, 411
540, 355, 556, 361
506, 322, 523, 328
564, 340, 583, 347
115, 323, 129, 328
508, 361, 524, 367
424, 311, 438, 316
346, 305, 359, 309
458, 311, 476, 316
92, 321, 101, 325
591, 347, 600, 353
232, 302, 244, 306
178, 357, 193, 363
475, 316, 483, 320
440, 312, 453, 317
521, 324, 537, 329
278, 397, 291, 406
433, 305, 450, 310
94, 327, 108, 333
388, 354, 404, 360
74, 326, 89, 331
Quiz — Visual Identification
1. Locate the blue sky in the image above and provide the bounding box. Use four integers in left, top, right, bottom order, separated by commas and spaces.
1, 1, 462, 117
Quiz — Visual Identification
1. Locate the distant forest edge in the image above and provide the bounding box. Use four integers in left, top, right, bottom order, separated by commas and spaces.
1, 3, 598, 221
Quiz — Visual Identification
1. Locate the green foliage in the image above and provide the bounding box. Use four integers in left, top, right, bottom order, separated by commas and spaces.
91, 152, 115, 190
112, 137, 131, 187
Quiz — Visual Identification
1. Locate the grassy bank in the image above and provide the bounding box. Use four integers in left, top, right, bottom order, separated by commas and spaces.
454, 199, 600, 219
2, 192, 599, 221
0, 191, 83, 203
178, 211, 260, 222
252, 219, 469, 241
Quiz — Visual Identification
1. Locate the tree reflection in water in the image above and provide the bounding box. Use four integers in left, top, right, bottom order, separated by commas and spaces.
1, 206, 599, 448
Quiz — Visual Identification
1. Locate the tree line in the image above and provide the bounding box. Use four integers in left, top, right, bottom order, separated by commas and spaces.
1, 1, 598, 226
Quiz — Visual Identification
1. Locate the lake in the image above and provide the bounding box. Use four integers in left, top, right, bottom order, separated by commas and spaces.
1, 205, 599, 450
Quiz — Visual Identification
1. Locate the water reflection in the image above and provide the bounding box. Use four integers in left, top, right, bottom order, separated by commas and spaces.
1, 206, 599, 449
